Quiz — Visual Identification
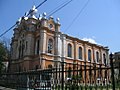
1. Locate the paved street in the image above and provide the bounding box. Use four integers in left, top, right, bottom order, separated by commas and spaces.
0, 86, 16, 90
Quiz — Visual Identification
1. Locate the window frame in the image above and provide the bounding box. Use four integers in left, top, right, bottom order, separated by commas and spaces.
67, 43, 72, 58
103, 54, 106, 65
48, 39, 53, 54
78, 47, 82, 60
88, 49, 91, 62
36, 39, 40, 55
96, 51, 99, 63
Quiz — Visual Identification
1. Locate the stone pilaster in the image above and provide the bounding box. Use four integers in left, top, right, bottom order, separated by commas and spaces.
54, 32, 62, 61
61, 34, 66, 58
26, 33, 34, 55
92, 46, 95, 63
73, 41, 77, 61
100, 48, 102, 64
11, 39, 18, 59
40, 30, 47, 53
40, 14, 48, 53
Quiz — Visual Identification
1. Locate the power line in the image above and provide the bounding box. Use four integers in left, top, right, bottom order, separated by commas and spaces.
0, 24, 16, 38
47, 0, 73, 17
27, 0, 47, 17
0, 0, 73, 38
64, 0, 90, 33
36, 0, 47, 9
0, 0, 47, 38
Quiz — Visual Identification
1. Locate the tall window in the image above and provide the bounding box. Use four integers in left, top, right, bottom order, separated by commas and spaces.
18, 41, 21, 58
21, 40, 24, 57
18, 40, 25, 58
68, 44, 72, 57
36, 40, 40, 55
103, 54, 106, 65
26, 41, 28, 51
78, 47, 82, 59
48, 39, 53, 54
88, 49, 91, 61
96, 51, 99, 62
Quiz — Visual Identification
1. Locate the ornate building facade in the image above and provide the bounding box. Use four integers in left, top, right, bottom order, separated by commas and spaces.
10, 6, 110, 84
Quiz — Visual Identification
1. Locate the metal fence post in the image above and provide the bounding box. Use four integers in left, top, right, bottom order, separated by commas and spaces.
61, 61, 64, 90
110, 53, 115, 90
26, 74, 29, 90
84, 61, 87, 90
89, 64, 92, 90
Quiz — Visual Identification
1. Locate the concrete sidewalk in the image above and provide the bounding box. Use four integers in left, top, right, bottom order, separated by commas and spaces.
0, 86, 16, 90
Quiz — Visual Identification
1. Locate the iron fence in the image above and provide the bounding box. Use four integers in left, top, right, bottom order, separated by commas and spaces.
0, 61, 120, 90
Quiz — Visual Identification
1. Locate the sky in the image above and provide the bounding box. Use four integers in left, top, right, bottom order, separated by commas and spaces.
0, 0, 120, 53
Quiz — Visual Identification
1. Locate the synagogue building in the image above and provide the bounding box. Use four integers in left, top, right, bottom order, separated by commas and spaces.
10, 6, 110, 84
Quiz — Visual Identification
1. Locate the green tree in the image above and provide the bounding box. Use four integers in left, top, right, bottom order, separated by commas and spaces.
0, 42, 8, 73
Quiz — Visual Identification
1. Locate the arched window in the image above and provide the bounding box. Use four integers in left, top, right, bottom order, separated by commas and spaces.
18, 40, 25, 58
48, 39, 53, 54
88, 49, 91, 61
103, 54, 106, 65
68, 44, 72, 57
78, 47, 82, 59
96, 51, 99, 62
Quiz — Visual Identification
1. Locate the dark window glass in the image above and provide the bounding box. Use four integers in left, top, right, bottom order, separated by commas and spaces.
37, 40, 39, 55
68, 44, 72, 57
96, 52, 99, 62
103, 54, 106, 65
88, 49, 91, 61
19, 41, 21, 58
79, 47, 82, 59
